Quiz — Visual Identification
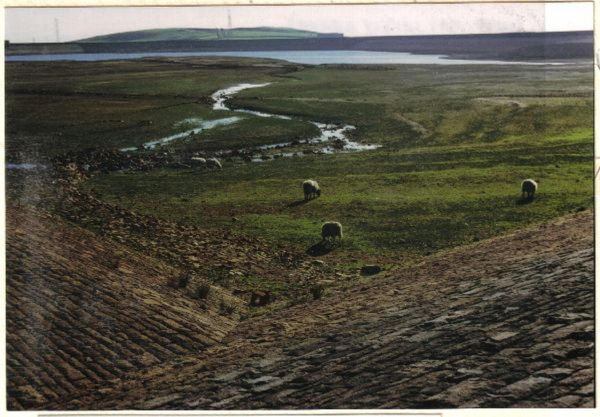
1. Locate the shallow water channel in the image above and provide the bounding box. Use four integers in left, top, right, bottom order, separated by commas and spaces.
122, 82, 381, 160
211, 83, 381, 161
6, 163, 47, 170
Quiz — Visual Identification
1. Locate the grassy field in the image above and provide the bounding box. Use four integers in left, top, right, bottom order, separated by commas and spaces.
5, 58, 314, 155
231, 64, 592, 148
83, 130, 592, 261
7, 57, 593, 266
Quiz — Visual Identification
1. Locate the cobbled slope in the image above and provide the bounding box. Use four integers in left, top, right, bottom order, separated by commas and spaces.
6, 206, 243, 410
41, 210, 594, 409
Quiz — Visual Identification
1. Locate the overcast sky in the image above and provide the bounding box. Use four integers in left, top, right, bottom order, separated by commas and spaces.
4, 2, 594, 43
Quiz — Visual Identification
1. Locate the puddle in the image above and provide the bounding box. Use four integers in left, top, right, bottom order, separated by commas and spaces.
174, 117, 205, 127
236, 109, 292, 120
6, 163, 47, 170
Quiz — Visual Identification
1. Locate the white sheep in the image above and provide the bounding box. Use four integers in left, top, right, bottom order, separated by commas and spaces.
521, 179, 538, 200
321, 221, 343, 242
206, 158, 222, 169
191, 157, 206, 165
303, 179, 321, 200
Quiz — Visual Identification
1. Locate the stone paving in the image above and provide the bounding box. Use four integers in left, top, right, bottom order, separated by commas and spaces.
6, 207, 243, 410
34, 210, 594, 410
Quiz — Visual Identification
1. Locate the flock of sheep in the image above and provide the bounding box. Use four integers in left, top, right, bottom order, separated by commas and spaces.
191, 157, 223, 169
303, 179, 343, 243
197, 160, 537, 246
301, 178, 538, 246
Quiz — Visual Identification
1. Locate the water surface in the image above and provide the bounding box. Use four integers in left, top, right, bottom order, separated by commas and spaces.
120, 116, 242, 152
6, 50, 561, 66
210, 83, 382, 159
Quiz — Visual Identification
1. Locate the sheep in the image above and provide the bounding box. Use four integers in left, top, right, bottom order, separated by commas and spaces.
303, 179, 321, 200
521, 179, 538, 200
321, 221, 343, 243
206, 158, 222, 169
191, 157, 206, 165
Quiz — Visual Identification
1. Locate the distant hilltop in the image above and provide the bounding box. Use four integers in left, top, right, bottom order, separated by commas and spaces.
77, 27, 345, 42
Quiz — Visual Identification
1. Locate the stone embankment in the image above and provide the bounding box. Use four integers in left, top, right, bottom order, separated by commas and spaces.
7, 148, 348, 306
6, 207, 242, 410
6, 147, 595, 410
36, 210, 594, 410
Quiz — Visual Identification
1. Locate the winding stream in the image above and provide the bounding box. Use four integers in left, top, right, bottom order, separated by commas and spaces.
120, 116, 242, 152
211, 83, 381, 160
120, 82, 381, 159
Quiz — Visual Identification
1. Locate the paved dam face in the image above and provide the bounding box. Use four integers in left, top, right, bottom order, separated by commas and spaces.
19, 209, 593, 410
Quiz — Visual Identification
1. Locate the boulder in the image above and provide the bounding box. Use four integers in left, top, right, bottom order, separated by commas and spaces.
360, 265, 382, 276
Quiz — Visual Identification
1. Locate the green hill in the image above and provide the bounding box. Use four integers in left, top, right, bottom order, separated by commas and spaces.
77, 27, 326, 43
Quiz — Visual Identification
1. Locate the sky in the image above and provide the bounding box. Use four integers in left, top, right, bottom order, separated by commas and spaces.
4, 2, 594, 43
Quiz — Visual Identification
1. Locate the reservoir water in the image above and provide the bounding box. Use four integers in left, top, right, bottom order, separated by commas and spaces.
5, 50, 560, 66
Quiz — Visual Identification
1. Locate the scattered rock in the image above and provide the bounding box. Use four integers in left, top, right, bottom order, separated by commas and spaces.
250, 291, 272, 307
360, 265, 382, 275
503, 376, 552, 399
310, 285, 324, 300
489, 331, 519, 342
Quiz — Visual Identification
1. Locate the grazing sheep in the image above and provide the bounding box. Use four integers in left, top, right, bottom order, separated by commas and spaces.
521, 179, 538, 200
191, 157, 206, 165
321, 221, 343, 242
303, 179, 321, 200
206, 158, 222, 169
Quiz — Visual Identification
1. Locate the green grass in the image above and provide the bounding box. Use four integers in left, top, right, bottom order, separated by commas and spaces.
5, 58, 313, 155
231, 64, 593, 148
83, 129, 592, 260
78, 27, 320, 43
7, 57, 593, 264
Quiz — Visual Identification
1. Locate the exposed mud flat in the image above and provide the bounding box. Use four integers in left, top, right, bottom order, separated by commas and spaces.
5, 129, 594, 410
5, 160, 594, 410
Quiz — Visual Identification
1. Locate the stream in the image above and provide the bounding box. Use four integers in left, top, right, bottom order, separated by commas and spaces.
123, 82, 381, 159
211, 83, 381, 161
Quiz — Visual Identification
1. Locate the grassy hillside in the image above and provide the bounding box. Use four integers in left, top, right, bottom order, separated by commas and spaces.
78, 27, 322, 43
